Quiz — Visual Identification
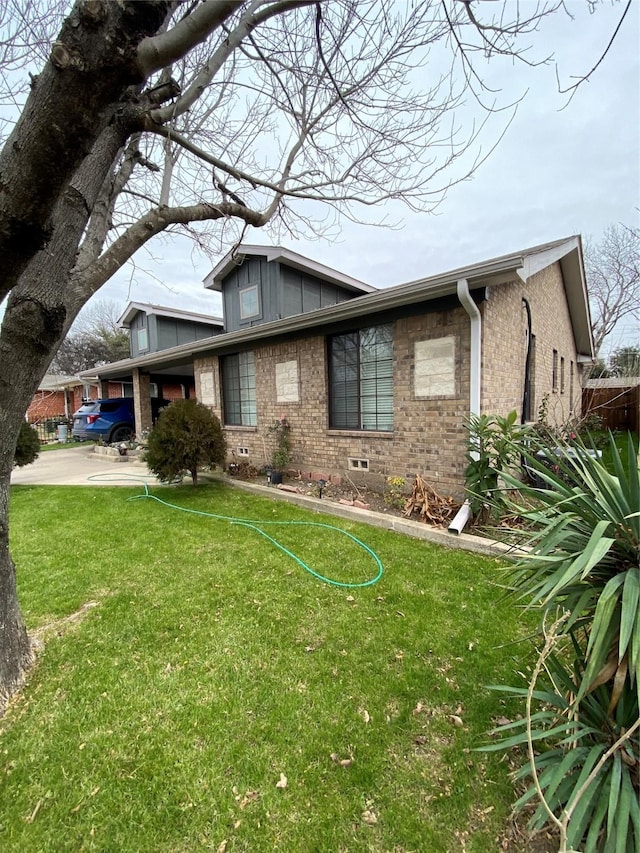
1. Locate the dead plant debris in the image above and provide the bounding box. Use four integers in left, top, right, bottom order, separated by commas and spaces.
403, 475, 460, 527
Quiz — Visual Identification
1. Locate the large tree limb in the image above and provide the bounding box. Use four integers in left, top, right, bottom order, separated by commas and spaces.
150, 0, 316, 124
0, 0, 170, 303
136, 0, 243, 77
74, 200, 275, 301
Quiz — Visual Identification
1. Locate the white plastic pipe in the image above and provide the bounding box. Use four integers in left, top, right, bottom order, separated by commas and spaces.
456, 278, 482, 421
448, 499, 473, 535
453, 279, 483, 533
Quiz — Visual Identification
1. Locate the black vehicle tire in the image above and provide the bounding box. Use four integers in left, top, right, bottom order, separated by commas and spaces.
109, 425, 134, 443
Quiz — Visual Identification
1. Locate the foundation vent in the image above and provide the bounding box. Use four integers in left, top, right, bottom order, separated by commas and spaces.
348, 458, 369, 471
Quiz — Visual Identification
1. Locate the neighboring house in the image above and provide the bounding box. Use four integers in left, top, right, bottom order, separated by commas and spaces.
27, 375, 96, 424
27, 375, 135, 427
583, 376, 640, 434
81, 237, 594, 497
29, 303, 223, 422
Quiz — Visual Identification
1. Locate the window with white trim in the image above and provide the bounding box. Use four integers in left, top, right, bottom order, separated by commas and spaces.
239, 285, 260, 320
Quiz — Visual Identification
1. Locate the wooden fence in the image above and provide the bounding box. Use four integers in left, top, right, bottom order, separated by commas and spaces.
582, 385, 639, 434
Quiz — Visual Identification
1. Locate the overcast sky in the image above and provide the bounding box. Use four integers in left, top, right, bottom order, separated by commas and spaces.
14, 2, 640, 355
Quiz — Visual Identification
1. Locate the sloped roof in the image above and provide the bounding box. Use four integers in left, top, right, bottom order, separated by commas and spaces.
117, 301, 223, 328
83, 236, 594, 380
203, 244, 376, 295
37, 374, 83, 391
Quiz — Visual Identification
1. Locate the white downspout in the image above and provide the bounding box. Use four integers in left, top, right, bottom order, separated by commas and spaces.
448, 278, 482, 534
456, 278, 481, 418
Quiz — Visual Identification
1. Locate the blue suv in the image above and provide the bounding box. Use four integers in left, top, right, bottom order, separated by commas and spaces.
72, 398, 135, 443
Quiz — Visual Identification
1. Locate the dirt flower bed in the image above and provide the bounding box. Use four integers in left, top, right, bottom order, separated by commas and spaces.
226, 464, 462, 529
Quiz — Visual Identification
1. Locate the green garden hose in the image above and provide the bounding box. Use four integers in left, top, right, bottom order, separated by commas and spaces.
90, 474, 384, 589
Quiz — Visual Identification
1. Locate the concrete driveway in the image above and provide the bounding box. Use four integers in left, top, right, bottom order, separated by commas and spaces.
10, 444, 162, 486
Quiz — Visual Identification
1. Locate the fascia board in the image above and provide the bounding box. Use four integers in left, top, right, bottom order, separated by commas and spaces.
514, 236, 594, 358
118, 301, 223, 328
203, 244, 375, 294
516, 236, 580, 281
86, 258, 522, 380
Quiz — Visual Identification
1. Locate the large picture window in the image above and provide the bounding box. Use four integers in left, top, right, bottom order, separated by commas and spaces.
222, 351, 257, 426
329, 324, 393, 431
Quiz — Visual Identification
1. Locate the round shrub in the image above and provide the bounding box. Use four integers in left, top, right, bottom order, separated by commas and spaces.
145, 399, 226, 486
14, 422, 40, 467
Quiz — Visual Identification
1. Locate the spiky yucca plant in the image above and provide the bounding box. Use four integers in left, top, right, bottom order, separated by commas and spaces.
482, 433, 639, 853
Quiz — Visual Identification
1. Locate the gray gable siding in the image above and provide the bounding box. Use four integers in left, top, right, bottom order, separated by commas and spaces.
129, 312, 150, 358
129, 310, 221, 357
156, 317, 221, 350
222, 256, 354, 333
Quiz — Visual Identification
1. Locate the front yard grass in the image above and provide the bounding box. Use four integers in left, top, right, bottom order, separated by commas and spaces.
3, 482, 537, 852
40, 440, 95, 452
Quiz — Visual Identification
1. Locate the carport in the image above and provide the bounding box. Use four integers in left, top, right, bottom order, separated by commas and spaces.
79, 352, 198, 437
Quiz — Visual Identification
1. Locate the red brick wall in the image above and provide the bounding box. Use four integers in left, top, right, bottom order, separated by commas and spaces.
26, 390, 67, 422
161, 383, 191, 401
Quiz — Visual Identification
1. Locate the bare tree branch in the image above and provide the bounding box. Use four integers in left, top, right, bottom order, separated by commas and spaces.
136, 0, 242, 77
556, 0, 632, 105
584, 223, 640, 356
1, 0, 629, 709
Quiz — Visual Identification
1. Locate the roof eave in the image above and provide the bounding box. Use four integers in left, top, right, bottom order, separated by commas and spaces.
85, 258, 522, 380
203, 244, 375, 294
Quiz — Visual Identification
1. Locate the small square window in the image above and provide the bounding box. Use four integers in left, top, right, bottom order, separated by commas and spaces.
239, 285, 260, 319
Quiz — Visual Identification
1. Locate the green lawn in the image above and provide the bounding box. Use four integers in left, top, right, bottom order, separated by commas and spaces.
40, 440, 95, 452
3, 482, 536, 852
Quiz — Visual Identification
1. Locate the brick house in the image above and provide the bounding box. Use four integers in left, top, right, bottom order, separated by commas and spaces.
27, 374, 133, 439
82, 237, 594, 497
27, 375, 86, 425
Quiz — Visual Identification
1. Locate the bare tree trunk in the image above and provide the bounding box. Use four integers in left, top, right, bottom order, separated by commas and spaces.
0, 120, 132, 715
0, 0, 170, 301
0, 479, 32, 712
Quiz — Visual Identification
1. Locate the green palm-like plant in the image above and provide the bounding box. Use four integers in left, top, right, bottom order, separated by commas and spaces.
483, 644, 639, 853
482, 432, 639, 852
504, 433, 639, 706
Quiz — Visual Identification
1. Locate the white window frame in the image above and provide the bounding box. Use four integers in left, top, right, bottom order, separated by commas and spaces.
239, 284, 260, 320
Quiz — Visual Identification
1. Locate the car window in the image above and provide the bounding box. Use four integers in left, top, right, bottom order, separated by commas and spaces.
77, 403, 99, 414
99, 402, 121, 413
